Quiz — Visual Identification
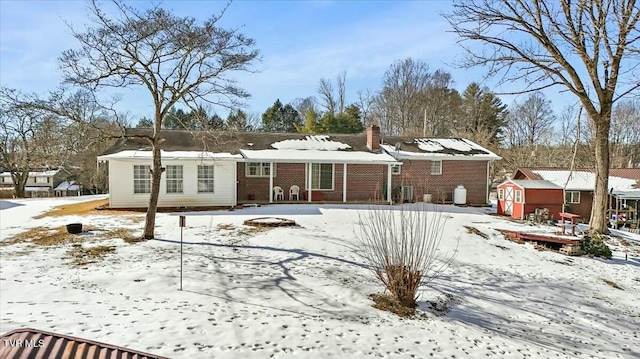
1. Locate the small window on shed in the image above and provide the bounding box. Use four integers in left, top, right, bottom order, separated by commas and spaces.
515, 190, 522, 203
498, 188, 504, 200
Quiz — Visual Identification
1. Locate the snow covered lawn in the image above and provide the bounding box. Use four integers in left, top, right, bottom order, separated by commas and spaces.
1, 197, 639, 358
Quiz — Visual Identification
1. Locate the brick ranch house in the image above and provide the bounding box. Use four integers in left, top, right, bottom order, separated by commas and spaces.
513, 167, 640, 222
97, 126, 500, 209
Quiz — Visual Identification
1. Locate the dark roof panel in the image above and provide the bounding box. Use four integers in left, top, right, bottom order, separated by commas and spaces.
0, 328, 169, 359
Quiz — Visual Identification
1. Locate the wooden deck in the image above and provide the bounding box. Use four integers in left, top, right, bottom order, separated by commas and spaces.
497, 229, 581, 245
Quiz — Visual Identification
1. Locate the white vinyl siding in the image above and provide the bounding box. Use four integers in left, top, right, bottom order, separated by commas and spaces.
35, 176, 49, 184
198, 165, 215, 193
245, 162, 276, 177
108, 160, 236, 208
2, 176, 11, 183
166, 165, 183, 194
565, 191, 580, 204
311, 163, 334, 190
430, 160, 442, 175
133, 165, 151, 194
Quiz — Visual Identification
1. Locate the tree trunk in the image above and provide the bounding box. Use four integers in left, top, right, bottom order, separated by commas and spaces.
13, 173, 28, 198
589, 114, 611, 234
143, 141, 163, 239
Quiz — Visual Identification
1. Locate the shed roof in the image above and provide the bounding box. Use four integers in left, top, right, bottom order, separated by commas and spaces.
502, 180, 562, 189
0, 327, 169, 359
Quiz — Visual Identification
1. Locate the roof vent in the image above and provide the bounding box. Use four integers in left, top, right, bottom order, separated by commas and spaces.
394, 142, 402, 151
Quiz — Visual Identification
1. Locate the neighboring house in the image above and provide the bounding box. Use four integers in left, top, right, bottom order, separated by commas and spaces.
97, 126, 501, 209
53, 180, 83, 197
0, 168, 71, 198
513, 167, 640, 222
496, 180, 564, 220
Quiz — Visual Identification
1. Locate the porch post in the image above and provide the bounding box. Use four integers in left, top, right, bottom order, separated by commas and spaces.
343, 163, 347, 203
387, 164, 392, 205
308, 163, 312, 203
269, 162, 274, 203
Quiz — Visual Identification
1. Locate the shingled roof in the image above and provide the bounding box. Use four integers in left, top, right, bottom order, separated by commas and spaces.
101, 128, 377, 156
380, 137, 500, 160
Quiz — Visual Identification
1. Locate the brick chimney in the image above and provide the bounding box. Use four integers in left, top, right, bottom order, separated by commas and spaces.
366, 125, 380, 151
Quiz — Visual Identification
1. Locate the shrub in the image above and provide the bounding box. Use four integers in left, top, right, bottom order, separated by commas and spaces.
579, 233, 612, 259
356, 203, 457, 313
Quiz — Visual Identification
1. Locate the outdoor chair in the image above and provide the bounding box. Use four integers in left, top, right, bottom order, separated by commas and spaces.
289, 185, 300, 201
273, 186, 284, 201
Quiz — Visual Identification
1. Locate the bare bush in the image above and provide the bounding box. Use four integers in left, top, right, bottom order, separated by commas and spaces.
356, 204, 457, 311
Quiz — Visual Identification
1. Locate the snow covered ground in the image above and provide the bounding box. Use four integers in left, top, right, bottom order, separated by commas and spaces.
1, 197, 639, 358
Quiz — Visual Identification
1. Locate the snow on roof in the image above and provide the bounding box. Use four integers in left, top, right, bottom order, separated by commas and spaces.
54, 181, 81, 191
506, 180, 562, 189
381, 138, 501, 160
533, 170, 638, 191
271, 135, 351, 151
612, 189, 640, 199
97, 150, 242, 161
0, 170, 60, 177
240, 149, 399, 164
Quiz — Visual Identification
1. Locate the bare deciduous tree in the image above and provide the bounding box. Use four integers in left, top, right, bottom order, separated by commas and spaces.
446, 0, 640, 233
0, 89, 41, 198
59, 0, 258, 239
505, 92, 555, 147
374, 58, 433, 135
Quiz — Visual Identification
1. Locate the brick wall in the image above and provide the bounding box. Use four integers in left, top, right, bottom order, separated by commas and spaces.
237, 162, 390, 202
392, 160, 490, 205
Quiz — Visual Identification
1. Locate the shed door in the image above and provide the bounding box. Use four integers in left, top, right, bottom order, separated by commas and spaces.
505, 186, 514, 215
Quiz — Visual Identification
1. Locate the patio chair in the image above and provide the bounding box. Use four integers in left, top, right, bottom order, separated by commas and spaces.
273, 186, 284, 201
289, 185, 300, 201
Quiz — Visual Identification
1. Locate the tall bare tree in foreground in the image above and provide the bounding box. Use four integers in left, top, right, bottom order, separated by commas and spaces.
60, 0, 258, 239
446, 0, 640, 233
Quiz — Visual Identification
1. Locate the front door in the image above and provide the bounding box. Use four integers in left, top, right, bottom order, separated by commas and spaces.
505, 186, 514, 215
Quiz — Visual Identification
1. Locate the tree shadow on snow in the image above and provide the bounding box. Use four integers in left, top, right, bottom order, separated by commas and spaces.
153, 237, 374, 322
423, 263, 639, 358
0, 200, 24, 210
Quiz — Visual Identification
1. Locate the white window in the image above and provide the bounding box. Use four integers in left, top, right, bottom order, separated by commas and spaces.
35, 176, 48, 183
197, 165, 215, 193
565, 191, 580, 204
498, 188, 504, 200
311, 163, 334, 190
166, 165, 183, 194
133, 165, 151, 194
246, 162, 276, 177
430, 160, 442, 175
515, 190, 522, 203
391, 164, 401, 175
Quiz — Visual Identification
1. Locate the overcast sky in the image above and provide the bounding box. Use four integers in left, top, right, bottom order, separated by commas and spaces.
0, 0, 578, 122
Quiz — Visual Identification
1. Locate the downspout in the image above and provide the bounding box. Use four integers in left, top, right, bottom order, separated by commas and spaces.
486, 161, 491, 205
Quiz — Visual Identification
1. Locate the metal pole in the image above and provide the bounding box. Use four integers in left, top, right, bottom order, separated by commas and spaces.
180, 226, 183, 291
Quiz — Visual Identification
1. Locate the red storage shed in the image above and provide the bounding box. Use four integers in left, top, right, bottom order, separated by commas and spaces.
497, 180, 564, 220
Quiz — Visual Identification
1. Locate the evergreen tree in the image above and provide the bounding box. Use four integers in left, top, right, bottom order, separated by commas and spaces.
261, 99, 302, 132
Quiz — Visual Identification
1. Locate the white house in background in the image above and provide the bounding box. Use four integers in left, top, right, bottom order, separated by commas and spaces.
96, 150, 242, 209
0, 168, 70, 197
98, 126, 500, 209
